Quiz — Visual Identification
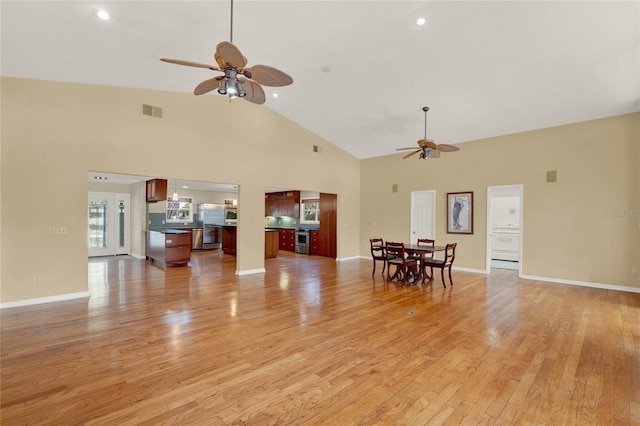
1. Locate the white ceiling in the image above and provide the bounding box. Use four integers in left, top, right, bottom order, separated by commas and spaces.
2, 1, 639, 160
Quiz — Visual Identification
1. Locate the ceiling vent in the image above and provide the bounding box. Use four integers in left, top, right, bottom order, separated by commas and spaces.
142, 104, 163, 118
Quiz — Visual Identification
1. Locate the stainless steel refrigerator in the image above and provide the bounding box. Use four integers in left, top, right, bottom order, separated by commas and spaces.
197, 203, 224, 250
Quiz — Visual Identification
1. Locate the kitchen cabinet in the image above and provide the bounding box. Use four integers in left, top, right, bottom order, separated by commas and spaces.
146, 179, 167, 203
146, 229, 191, 266
319, 193, 337, 258
222, 226, 237, 256
265, 230, 279, 259
222, 227, 279, 258
279, 229, 296, 252
310, 230, 320, 255
265, 191, 300, 217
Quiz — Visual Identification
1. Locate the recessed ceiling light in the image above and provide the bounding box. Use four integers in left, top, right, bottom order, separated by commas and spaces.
272, 93, 279, 98
415, 17, 426, 26
95, 8, 110, 20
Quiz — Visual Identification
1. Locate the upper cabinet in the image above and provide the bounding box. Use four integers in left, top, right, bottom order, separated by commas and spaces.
265, 191, 300, 217
146, 179, 167, 203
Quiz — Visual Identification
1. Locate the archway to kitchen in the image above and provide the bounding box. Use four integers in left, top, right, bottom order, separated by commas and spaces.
88, 172, 238, 263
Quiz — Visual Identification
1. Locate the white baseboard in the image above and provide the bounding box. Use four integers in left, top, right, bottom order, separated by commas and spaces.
0, 291, 90, 309
337, 256, 361, 262
452, 266, 488, 274
236, 268, 266, 276
520, 274, 640, 294
130, 253, 145, 260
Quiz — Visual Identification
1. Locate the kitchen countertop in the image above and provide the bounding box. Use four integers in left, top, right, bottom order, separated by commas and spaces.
145, 229, 191, 234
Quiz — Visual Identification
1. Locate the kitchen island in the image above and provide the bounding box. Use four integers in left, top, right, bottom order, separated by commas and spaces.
145, 229, 192, 267
222, 226, 279, 258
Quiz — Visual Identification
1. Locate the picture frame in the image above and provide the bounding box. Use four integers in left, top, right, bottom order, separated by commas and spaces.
447, 192, 473, 234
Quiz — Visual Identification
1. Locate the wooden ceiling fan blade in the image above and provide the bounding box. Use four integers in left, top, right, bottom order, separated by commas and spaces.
418, 139, 437, 149
244, 65, 293, 87
160, 58, 220, 71
216, 41, 247, 68
194, 77, 222, 95
436, 144, 460, 152
242, 80, 265, 104
403, 150, 421, 159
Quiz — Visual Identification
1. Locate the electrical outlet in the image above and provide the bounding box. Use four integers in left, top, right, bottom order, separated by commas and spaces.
53, 227, 67, 234
34, 275, 42, 284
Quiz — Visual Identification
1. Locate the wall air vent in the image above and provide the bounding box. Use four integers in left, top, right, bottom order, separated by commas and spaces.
546, 170, 557, 183
392, 184, 398, 193
142, 104, 163, 118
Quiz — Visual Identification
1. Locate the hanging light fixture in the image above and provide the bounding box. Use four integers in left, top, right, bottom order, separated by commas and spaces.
172, 180, 179, 201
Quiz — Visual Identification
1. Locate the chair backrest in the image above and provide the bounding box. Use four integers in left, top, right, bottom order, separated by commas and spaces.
444, 243, 457, 264
370, 238, 385, 257
385, 241, 406, 261
416, 238, 435, 248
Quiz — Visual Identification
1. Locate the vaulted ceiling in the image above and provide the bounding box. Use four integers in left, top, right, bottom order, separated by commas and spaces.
2, 1, 639, 159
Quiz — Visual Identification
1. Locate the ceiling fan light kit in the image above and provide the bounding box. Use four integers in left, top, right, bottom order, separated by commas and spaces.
396, 106, 460, 160
159, 0, 292, 105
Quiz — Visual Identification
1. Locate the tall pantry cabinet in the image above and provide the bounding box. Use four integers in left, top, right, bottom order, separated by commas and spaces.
319, 193, 337, 258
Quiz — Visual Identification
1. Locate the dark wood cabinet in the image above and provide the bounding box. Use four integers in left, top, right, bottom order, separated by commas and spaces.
279, 229, 296, 252
319, 193, 337, 258
146, 230, 191, 266
265, 230, 279, 259
265, 191, 300, 217
222, 226, 237, 256
222, 227, 279, 258
146, 179, 167, 203
310, 230, 320, 255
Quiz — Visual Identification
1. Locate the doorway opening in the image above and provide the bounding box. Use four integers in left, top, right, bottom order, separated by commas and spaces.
88, 192, 131, 257
486, 185, 523, 274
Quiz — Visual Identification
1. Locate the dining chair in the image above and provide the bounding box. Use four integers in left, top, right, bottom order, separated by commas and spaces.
369, 238, 387, 276
412, 238, 435, 283
385, 241, 419, 285
422, 242, 457, 288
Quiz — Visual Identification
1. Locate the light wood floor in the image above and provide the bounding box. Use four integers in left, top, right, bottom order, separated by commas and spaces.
1, 251, 638, 425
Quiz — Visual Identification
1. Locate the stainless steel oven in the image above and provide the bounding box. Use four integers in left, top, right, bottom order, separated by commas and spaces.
295, 229, 310, 254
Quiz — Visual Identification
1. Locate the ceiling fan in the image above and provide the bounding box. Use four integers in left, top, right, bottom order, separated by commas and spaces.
396, 107, 460, 159
159, 0, 292, 105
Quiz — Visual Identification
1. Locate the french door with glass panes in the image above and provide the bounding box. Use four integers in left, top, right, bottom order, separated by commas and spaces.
88, 192, 130, 257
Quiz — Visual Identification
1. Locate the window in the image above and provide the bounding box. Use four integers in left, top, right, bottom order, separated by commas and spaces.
301, 198, 320, 224
166, 196, 193, 223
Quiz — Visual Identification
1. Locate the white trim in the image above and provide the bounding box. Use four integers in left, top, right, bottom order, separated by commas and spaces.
452, 266, 488, 275
130, 253, 145, 260
520, 274, 640, 294
0, 292, 90, 309
337, 256, 361, 262
236, 268, 266, 276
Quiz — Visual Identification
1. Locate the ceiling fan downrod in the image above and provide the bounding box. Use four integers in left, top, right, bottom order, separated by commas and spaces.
229, 0, 234, 43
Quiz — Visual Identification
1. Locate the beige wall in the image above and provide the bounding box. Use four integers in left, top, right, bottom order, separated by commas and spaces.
0, 77, 361, 304
361, 113, 639, 290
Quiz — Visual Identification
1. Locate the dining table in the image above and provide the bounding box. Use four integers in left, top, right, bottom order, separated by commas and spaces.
403, 243, 447, 284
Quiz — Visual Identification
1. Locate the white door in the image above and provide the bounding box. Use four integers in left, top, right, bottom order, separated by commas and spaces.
410, 190, 436, 244
88, 192, 130, 257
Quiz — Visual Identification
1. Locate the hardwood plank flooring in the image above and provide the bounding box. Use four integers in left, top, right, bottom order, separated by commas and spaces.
1, 251, 638, 425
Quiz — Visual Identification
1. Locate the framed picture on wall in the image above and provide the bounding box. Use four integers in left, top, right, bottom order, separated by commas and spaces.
447, 192, 473, 234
